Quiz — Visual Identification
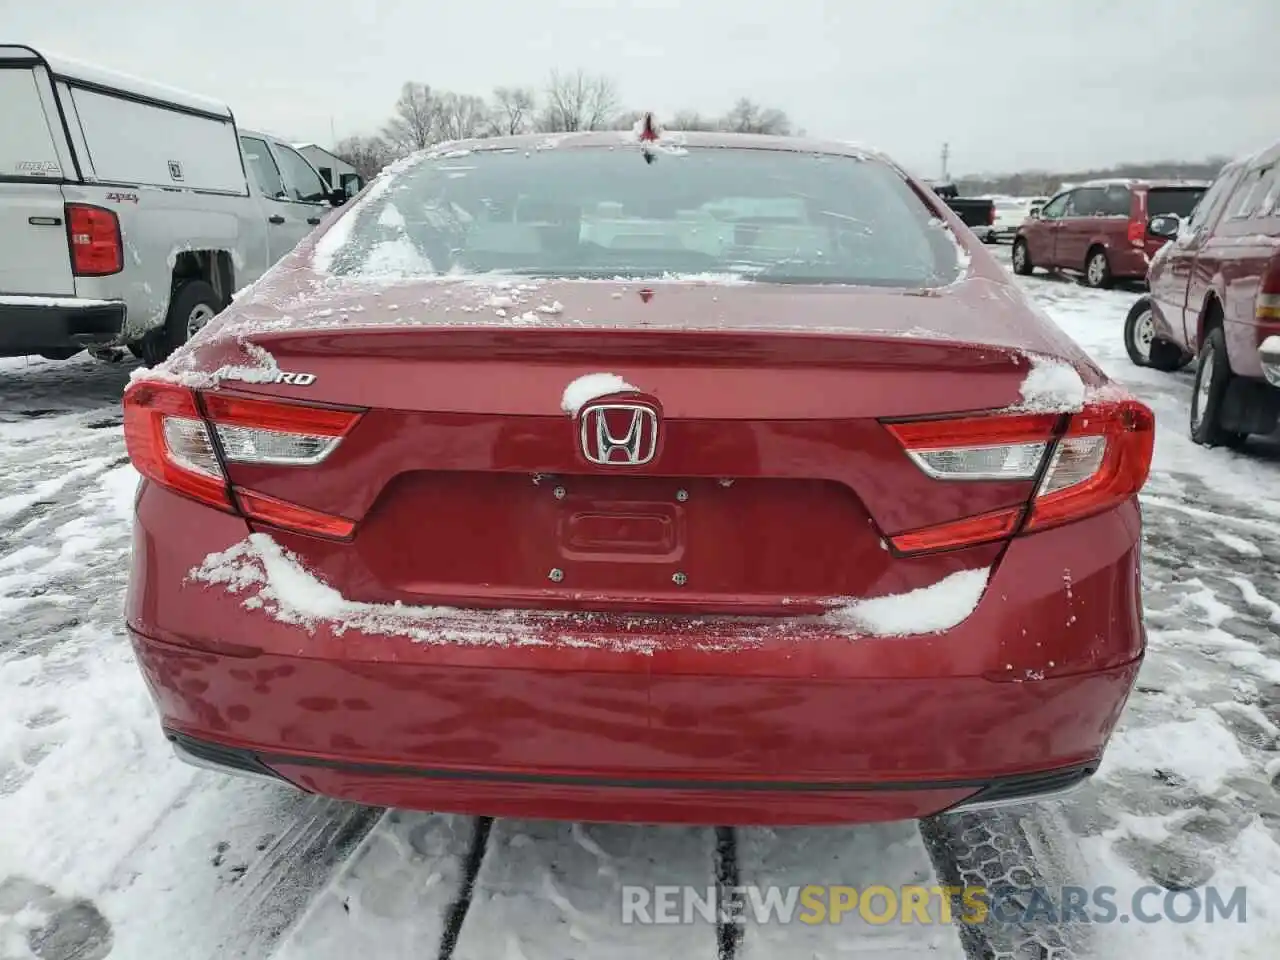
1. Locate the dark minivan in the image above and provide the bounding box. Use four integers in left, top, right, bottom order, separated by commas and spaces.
1013, 179, 1208, 288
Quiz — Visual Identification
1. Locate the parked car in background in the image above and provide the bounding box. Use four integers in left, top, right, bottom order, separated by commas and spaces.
0, 45, 345, 364
923, 180, 996, 240
123, 130, 1154, 825
988, 198, 1032, 243
1012, 178, 1209, 288
1127, 143, 1280, 447
1027, 196, 1050, 218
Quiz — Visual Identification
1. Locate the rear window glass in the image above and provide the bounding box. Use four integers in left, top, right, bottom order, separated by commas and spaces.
0, 68, 64, 178
323, 146, 963, 287
1147, 188, 1206, 219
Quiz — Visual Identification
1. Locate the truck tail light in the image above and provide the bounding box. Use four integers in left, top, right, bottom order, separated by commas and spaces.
65, 203, 123, 276
1257, 259, 1280, 322
123, 381, 363, 539
884, 398, 1154, 554
989, 205, 997, 225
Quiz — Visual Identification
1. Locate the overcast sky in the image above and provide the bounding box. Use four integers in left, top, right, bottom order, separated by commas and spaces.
9, 0, 1278, 176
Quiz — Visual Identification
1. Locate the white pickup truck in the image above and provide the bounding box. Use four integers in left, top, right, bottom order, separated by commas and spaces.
0, 45, 346, 363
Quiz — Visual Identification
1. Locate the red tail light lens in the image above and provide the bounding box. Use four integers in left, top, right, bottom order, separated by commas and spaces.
1127, 220, 1145, 247
123, 381, 231, 511
989, 205, 997, 225
885, 397, 1154, 553
123, 381, 363, 538
1026, 399, 1154, 530
66, 203, 123, 276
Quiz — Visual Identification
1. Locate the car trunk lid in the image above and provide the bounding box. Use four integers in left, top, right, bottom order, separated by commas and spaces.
178, 279, 1092, 617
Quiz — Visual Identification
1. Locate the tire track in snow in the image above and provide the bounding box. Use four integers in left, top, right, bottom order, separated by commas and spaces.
436, 816, 492, 960
270, 812, 478, 959
450, 820, 720, 960
735, 821, 964, 958
713, 827, 742, 960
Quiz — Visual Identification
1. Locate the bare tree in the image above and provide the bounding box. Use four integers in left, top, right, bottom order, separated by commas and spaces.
671, 110, 720, 132
489, 86, 536, 136
383, 82, 437, 152
720, 98, 792, 136
333, 135, 395, 181
435, 92, 490, 142
536, 69, 620, 133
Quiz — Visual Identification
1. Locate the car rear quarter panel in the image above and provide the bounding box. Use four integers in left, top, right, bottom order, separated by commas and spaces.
63, 183, 270, 341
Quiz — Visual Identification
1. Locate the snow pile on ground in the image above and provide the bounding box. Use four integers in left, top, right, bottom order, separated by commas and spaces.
560, 372, 639, 415
828, 568, 990, 637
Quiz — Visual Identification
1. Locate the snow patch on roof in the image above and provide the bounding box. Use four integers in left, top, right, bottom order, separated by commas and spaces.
1012, 354, 1087, 413
561, 373, 639, 415
824, 567, 990, 637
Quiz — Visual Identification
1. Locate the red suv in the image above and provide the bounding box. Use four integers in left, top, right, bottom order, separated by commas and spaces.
1126, 143, 1280, 446
1013, 179, 1208, 288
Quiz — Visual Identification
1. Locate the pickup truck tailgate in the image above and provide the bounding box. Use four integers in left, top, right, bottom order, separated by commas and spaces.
0, 180, 74, 295
0, 65, 74, 295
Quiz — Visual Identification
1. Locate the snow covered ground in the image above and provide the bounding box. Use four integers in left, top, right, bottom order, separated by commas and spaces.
3, 254, 1280, 959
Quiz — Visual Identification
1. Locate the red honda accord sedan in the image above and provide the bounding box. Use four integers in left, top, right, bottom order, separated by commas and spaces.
122, 130, 1153, 825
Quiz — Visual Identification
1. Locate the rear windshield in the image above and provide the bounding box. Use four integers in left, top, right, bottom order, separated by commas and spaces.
323, 146, 963, 287
1147, 187, 1206, 219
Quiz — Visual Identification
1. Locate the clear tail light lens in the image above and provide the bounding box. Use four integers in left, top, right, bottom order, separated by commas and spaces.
123, 381, 363, 538
884, 397, 1154, 554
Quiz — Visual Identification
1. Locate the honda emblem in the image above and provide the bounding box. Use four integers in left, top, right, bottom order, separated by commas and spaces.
580, 403, 659, 466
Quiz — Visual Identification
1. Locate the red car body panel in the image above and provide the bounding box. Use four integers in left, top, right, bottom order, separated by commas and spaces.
122, 131, 1151, 824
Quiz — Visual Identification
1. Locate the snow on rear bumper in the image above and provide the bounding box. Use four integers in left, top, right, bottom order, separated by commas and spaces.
125, 487, 1144, 823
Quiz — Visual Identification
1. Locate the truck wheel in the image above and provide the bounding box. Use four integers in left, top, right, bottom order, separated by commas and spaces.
140, 280, 220, 366
1084, 247, 1112, 289
1190, 327, 1246, 448
1011, 239, 1034, 276
1123, 299, 1155, 367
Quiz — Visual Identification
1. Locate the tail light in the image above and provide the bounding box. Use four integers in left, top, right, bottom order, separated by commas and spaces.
1257, 261, 1280, 322
65, 203, 123, 276
989, 205, 997, 225
884, 398, 1154, 554
1126, 219, 1145, 247
123, 381, 363, 539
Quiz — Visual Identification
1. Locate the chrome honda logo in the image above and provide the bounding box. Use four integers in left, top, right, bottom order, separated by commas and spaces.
580, 403, 659, 465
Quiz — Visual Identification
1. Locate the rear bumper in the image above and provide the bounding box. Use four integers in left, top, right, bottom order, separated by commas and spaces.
1109, 246, 1152, 280
125, 485, 1146, 825
164, 728, 1104, 824
0, 296, 124, 355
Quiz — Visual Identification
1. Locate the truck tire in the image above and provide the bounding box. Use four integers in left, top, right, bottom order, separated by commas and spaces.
1011, 238, 1034, 276
1190, 326, 1246, 448
140, 280, 220, 366
1125, 299, 1192, 372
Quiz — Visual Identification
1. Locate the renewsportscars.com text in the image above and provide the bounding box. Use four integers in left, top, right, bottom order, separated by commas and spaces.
620, 884, 1248, 926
